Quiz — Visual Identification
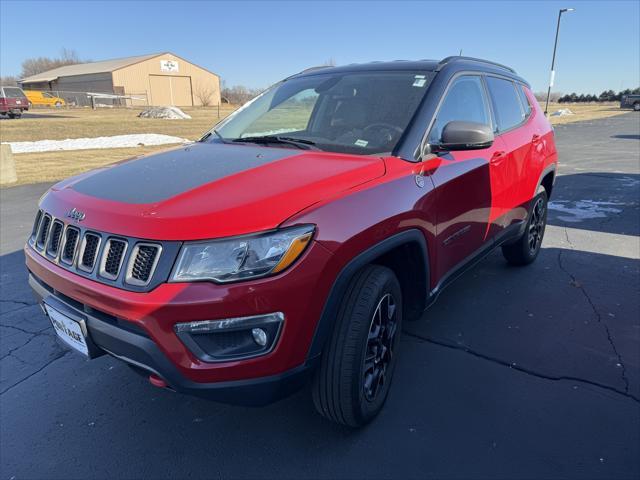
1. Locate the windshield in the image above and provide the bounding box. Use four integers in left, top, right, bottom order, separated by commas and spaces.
210, 70, 433, 155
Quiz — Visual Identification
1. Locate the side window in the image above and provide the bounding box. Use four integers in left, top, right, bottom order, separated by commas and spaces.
486, 77, 525, 132
517, 84, 532, 117
428, 75, 490, 144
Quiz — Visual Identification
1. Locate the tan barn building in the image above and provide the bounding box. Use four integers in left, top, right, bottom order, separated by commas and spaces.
19, 52, 220, 107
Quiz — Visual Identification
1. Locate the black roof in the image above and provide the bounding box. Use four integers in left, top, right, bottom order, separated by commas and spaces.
292, 56, 528, 85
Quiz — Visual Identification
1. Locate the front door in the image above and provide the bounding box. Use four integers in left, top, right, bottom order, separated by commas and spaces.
424, 74, 498, 281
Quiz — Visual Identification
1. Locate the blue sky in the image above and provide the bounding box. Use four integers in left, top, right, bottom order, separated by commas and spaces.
1, 0, 638, 94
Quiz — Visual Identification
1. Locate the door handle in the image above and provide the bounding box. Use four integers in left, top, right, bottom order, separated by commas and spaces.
532, 134, 541, 143
490, 151, 506, 165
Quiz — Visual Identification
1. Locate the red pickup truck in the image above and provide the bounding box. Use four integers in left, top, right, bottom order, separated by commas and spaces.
0, 86, 29, 118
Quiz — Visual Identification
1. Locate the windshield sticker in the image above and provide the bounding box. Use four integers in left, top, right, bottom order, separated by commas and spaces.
355, 139, 369, 147
413, 78, 427, 87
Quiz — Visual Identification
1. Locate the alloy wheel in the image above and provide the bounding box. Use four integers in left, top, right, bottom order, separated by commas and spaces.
528, 197, 546, 254
362, 293, 398, 402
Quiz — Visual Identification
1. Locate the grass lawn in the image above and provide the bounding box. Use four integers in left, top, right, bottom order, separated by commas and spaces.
0, 102, 630, 187
544, 102, 627, 125
1, 106, 237, 186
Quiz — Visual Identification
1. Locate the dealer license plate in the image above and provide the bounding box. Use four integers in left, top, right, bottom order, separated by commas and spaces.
45, 304, 89, 356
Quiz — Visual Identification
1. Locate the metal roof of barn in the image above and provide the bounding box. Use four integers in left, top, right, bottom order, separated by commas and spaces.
19, 53, 166, 83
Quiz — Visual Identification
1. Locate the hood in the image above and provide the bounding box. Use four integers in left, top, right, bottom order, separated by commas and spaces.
40, 142, 385, 240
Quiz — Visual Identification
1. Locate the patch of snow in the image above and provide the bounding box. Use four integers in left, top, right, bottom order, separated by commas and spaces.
138, 106, 191, 120
4, 134, 189, 153
548, 200, 624, 222
550, 108, 574, 117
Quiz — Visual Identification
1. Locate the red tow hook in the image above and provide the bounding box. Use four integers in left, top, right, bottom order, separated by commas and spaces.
149, 374, 168, 388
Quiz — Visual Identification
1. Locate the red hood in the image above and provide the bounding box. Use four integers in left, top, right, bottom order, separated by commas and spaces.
40, 143, 385, 240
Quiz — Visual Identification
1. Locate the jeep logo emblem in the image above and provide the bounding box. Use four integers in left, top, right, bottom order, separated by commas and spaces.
66, 208, 86, 222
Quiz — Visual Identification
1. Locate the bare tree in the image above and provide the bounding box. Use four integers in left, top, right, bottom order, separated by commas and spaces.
20, 48, 85, 78
534, 91, 563, 102
221, 84, 263, 105
193, 82, 216, 106
0, 75, 18, 86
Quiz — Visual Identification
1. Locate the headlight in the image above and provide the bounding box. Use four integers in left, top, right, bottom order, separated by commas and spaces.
170, 225, 314, 283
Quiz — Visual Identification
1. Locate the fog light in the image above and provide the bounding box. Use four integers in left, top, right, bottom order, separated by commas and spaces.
251, 328, 268, 346
174, 312, 284, 362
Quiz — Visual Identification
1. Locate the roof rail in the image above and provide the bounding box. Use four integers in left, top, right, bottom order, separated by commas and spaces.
284, 65, 333, 82
436, 56, 516, 74
299, 65, 334, 74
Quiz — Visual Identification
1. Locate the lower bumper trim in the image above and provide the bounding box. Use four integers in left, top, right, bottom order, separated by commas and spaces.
29, 272, 314, 406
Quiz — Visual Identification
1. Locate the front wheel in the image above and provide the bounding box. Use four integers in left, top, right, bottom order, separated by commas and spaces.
502, 190, 548, 265
633, 102, 640, 112
312, 265, 402, 427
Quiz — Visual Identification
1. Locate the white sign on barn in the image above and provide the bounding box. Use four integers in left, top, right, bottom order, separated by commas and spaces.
160, 60, 179, 72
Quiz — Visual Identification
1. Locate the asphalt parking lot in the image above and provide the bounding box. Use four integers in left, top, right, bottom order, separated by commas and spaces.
1, 113, 639, 479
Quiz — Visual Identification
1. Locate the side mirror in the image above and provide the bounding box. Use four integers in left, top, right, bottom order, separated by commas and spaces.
435, 121, 494, 151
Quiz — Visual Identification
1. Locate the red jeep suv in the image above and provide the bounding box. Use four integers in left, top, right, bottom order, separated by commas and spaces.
26, 57, 557, 427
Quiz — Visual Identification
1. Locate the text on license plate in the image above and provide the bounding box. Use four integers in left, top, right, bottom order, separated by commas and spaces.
45, 305, 89, 356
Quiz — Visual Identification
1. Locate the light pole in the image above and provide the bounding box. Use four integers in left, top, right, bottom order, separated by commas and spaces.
544, 8, 574, 115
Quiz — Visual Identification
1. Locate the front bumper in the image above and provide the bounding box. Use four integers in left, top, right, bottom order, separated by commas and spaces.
31, 273, 312, 404
26, 240, 335, 402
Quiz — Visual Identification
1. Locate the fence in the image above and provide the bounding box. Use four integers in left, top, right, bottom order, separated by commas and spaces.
26, 90, 149, 109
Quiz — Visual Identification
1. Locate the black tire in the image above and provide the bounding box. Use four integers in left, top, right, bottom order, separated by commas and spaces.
502, 190, 548, 265
7, 113, 20, 119
633, 102, 640, 112
312, 264, 403, 427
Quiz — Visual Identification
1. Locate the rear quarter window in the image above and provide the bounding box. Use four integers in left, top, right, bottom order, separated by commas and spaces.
517, 84, 532, 117
486, 77, 524, 132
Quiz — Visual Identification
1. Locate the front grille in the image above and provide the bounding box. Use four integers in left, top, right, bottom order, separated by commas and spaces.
60, 227, 80, 264
29, 210, 165, 291
126, 244, 161, 286
46, 220, 64, 257
78, 233, 100, 272
100, 239, 127, 280
36, 215, 51, 249
32, 210, 43, 238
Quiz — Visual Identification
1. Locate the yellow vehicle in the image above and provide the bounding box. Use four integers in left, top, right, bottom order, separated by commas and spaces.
24, 90, 66, 108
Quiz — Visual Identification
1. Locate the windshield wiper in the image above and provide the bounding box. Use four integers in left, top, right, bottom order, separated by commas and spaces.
232, 135, 317, 150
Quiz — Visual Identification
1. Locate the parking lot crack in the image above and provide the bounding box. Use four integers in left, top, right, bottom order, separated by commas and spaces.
0, 299, 37, 314
0, 350, 70, 396
403, 331, 640, 404
0, 324, 45, 335
558, 227, 631, 395
0, 327, 52, 361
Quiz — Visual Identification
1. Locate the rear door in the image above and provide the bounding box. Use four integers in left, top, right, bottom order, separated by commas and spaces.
485, 76, 532, 230
426, 74, 503, 280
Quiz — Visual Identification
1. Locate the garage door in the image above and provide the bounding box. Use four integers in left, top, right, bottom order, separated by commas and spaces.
149, 75, 193, 106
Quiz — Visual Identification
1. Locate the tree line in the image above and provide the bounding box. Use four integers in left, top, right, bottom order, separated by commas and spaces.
556, 88, 640, 103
